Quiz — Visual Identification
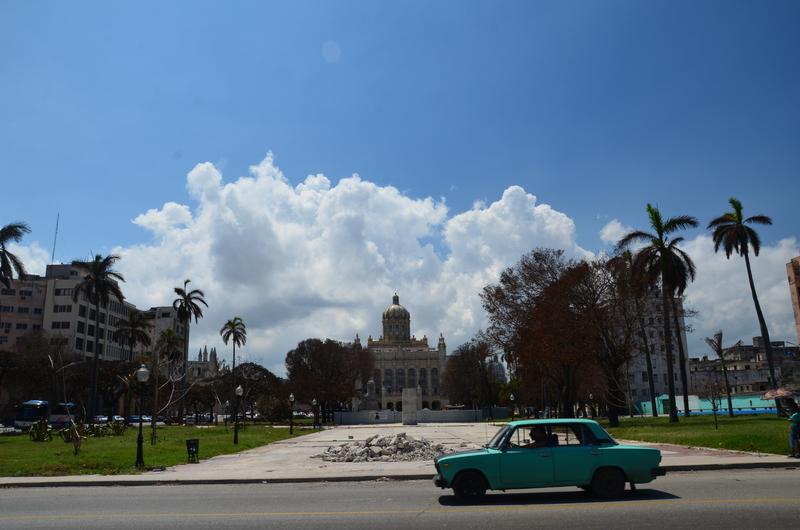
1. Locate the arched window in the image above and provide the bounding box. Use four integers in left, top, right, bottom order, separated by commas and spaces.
419, 368, 427, 394
408, 368, 416, 388
431, 368, 439, 394
396, 368, 405, 391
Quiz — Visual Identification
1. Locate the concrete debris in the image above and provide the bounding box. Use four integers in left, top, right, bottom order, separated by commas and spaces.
315, 432, 452, 462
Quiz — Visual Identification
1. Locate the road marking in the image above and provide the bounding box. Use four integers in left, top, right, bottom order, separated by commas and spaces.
1, 497, 799, 521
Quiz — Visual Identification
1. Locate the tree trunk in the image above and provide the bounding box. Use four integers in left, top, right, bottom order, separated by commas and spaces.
150, 350, 159, 445
89, 302, 100, 423
719, 356, 733, 418
661, 287, 679, 422
636, 310, 659, 417
743, 251, 777, 388
670, 298, 691, 417
606, 369, 624, 427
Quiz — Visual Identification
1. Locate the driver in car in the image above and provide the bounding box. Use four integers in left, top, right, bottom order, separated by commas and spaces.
523, 426, 548, 448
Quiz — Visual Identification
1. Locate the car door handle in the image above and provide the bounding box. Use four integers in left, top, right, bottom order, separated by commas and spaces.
540, 453, 551, 458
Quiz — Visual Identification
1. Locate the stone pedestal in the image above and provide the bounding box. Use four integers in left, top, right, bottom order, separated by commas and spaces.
402, 388, 418, 425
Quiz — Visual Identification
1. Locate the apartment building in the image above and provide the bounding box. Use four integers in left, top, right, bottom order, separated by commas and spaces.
625, 290, 691, 410
1, 265, 186, 364
788, 256, 800, 344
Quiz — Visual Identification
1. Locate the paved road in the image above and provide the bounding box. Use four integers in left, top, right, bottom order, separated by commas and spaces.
1, 469, 798, 529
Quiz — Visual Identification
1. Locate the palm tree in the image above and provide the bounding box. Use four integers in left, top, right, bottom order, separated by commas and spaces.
112, 309, 153, 362
71, 254, 125, 423
704, 331, 734, 418
617, 204, 698, 422
0, 222, 31, 337
220, 317, 247, 384
708, 198, 777, 388
172, 280, 207, 412
0, 222, 30, 289
670, 296, 692, 417
151, 328, 184, 444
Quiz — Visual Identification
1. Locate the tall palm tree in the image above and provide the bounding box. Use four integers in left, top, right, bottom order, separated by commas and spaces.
71, 254, 125, 423
112, 309, 153, 362
704, 331, 734, 418
0, 222, 31, 338
173, 279, 207, 417
708, 198, 777, 388
220, 317, 246, 443
151, 328, 184, 444
670, 296, 692, 417
617, 204, 698, 423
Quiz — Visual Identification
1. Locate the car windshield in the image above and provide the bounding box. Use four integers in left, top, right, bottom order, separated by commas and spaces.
486, 425, 511, 448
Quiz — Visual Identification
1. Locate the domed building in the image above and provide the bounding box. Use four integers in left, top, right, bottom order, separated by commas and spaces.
359, 293, 448, 411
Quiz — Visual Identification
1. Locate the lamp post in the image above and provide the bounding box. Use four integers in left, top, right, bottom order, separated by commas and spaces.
234, 385, 243, 445
510, 393, 515, 421
289, 393, 295, 434
311, 398, 318, 429
135, 364, 150, 469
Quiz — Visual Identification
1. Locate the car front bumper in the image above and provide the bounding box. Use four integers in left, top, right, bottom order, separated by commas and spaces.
433, 474, 449, 488
652, 467, 667, 477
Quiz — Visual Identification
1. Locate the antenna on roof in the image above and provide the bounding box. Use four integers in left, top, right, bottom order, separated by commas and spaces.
50, 213, 60, 264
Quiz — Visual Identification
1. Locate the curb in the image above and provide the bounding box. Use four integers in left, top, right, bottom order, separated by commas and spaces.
0, 463, 797, 489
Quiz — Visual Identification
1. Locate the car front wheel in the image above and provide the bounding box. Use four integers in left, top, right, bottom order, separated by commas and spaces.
452, 471, 487, 503
591, 468, 626, 499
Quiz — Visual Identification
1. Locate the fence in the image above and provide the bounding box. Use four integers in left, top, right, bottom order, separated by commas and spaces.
335, 408, 490, 424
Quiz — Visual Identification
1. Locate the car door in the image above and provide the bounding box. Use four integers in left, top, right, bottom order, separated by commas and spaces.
499, 426, 554, 488
549, 424, 599, 486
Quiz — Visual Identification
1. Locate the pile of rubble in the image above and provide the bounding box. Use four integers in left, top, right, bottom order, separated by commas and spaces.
316, 433, 451, 462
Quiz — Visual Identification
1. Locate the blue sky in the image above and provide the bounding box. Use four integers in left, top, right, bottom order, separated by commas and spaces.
2, 1, 799, 368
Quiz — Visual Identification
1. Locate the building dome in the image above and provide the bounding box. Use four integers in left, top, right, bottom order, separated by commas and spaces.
382, 293, 411, 342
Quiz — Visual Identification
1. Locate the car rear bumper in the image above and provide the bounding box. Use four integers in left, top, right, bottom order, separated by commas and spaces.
652, 467, 667, 477
433, 474, 449, 488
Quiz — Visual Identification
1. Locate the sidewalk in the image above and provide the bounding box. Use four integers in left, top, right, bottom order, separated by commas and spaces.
1, 423, 796, 488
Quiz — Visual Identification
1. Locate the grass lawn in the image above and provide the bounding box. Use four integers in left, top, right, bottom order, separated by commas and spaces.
602, 414, 792, 456
0, 424, 312, 477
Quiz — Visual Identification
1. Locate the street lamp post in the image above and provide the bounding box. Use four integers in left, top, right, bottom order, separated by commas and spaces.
510, 393, 515, 421
289, 393, 295, 434
135, 364, 150, 469
311, 398, 318, 429
234, 385, 243, 445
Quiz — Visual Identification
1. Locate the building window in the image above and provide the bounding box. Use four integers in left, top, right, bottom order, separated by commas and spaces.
32, 324, 41, 330
34, 308, 42, 315
77, 321, 85, 333
431, 368, 439, 394
408, 368, 416, 388
419, 368, 427, 393
54, 288, 74, 296
396, 369, 405, 391
76, 337, 84, 350
0, 336, 6, 344
88, 325, 95, 337
86, 340, 93, 353
373, 369, 381, 388
51, 321, 71, 329
160, 312, 171, 319
17, 306, 30, 313
641, 371, 647, 382
53, 304, 72, 313
384, 369, 393, 392
20, 290, 32, 297
1, 306, 14, 313
0, 322, 11, 330
79, 305, 87, 317
15, 323, 28, 330
1, 288, 16, 295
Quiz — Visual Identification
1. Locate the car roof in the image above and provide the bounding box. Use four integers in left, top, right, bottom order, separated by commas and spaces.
505, 418, 601, 427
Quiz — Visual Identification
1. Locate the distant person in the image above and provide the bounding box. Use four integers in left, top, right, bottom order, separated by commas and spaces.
788, 402, 800, 458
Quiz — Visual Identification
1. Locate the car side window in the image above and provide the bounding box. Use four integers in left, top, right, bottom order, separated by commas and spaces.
549, 424, 597, 446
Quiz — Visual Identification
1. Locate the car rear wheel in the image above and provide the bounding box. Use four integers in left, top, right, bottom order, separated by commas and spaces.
452, 471, 487, 503
591, 468, 626, 499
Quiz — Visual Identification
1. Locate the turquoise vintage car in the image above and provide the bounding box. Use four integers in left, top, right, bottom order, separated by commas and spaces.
434, 419, 664, 501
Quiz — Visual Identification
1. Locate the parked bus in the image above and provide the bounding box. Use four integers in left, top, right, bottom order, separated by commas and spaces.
14, 400, 80, 429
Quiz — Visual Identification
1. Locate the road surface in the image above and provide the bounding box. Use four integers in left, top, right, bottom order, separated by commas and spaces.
1, 468, 798, 529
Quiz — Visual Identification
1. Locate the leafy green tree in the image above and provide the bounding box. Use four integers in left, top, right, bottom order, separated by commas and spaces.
708, 198, 777, 388
71, 254, 125, 423
704, 331, 734, 418
617, 204, 698, 423
112, 309, 153, 362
